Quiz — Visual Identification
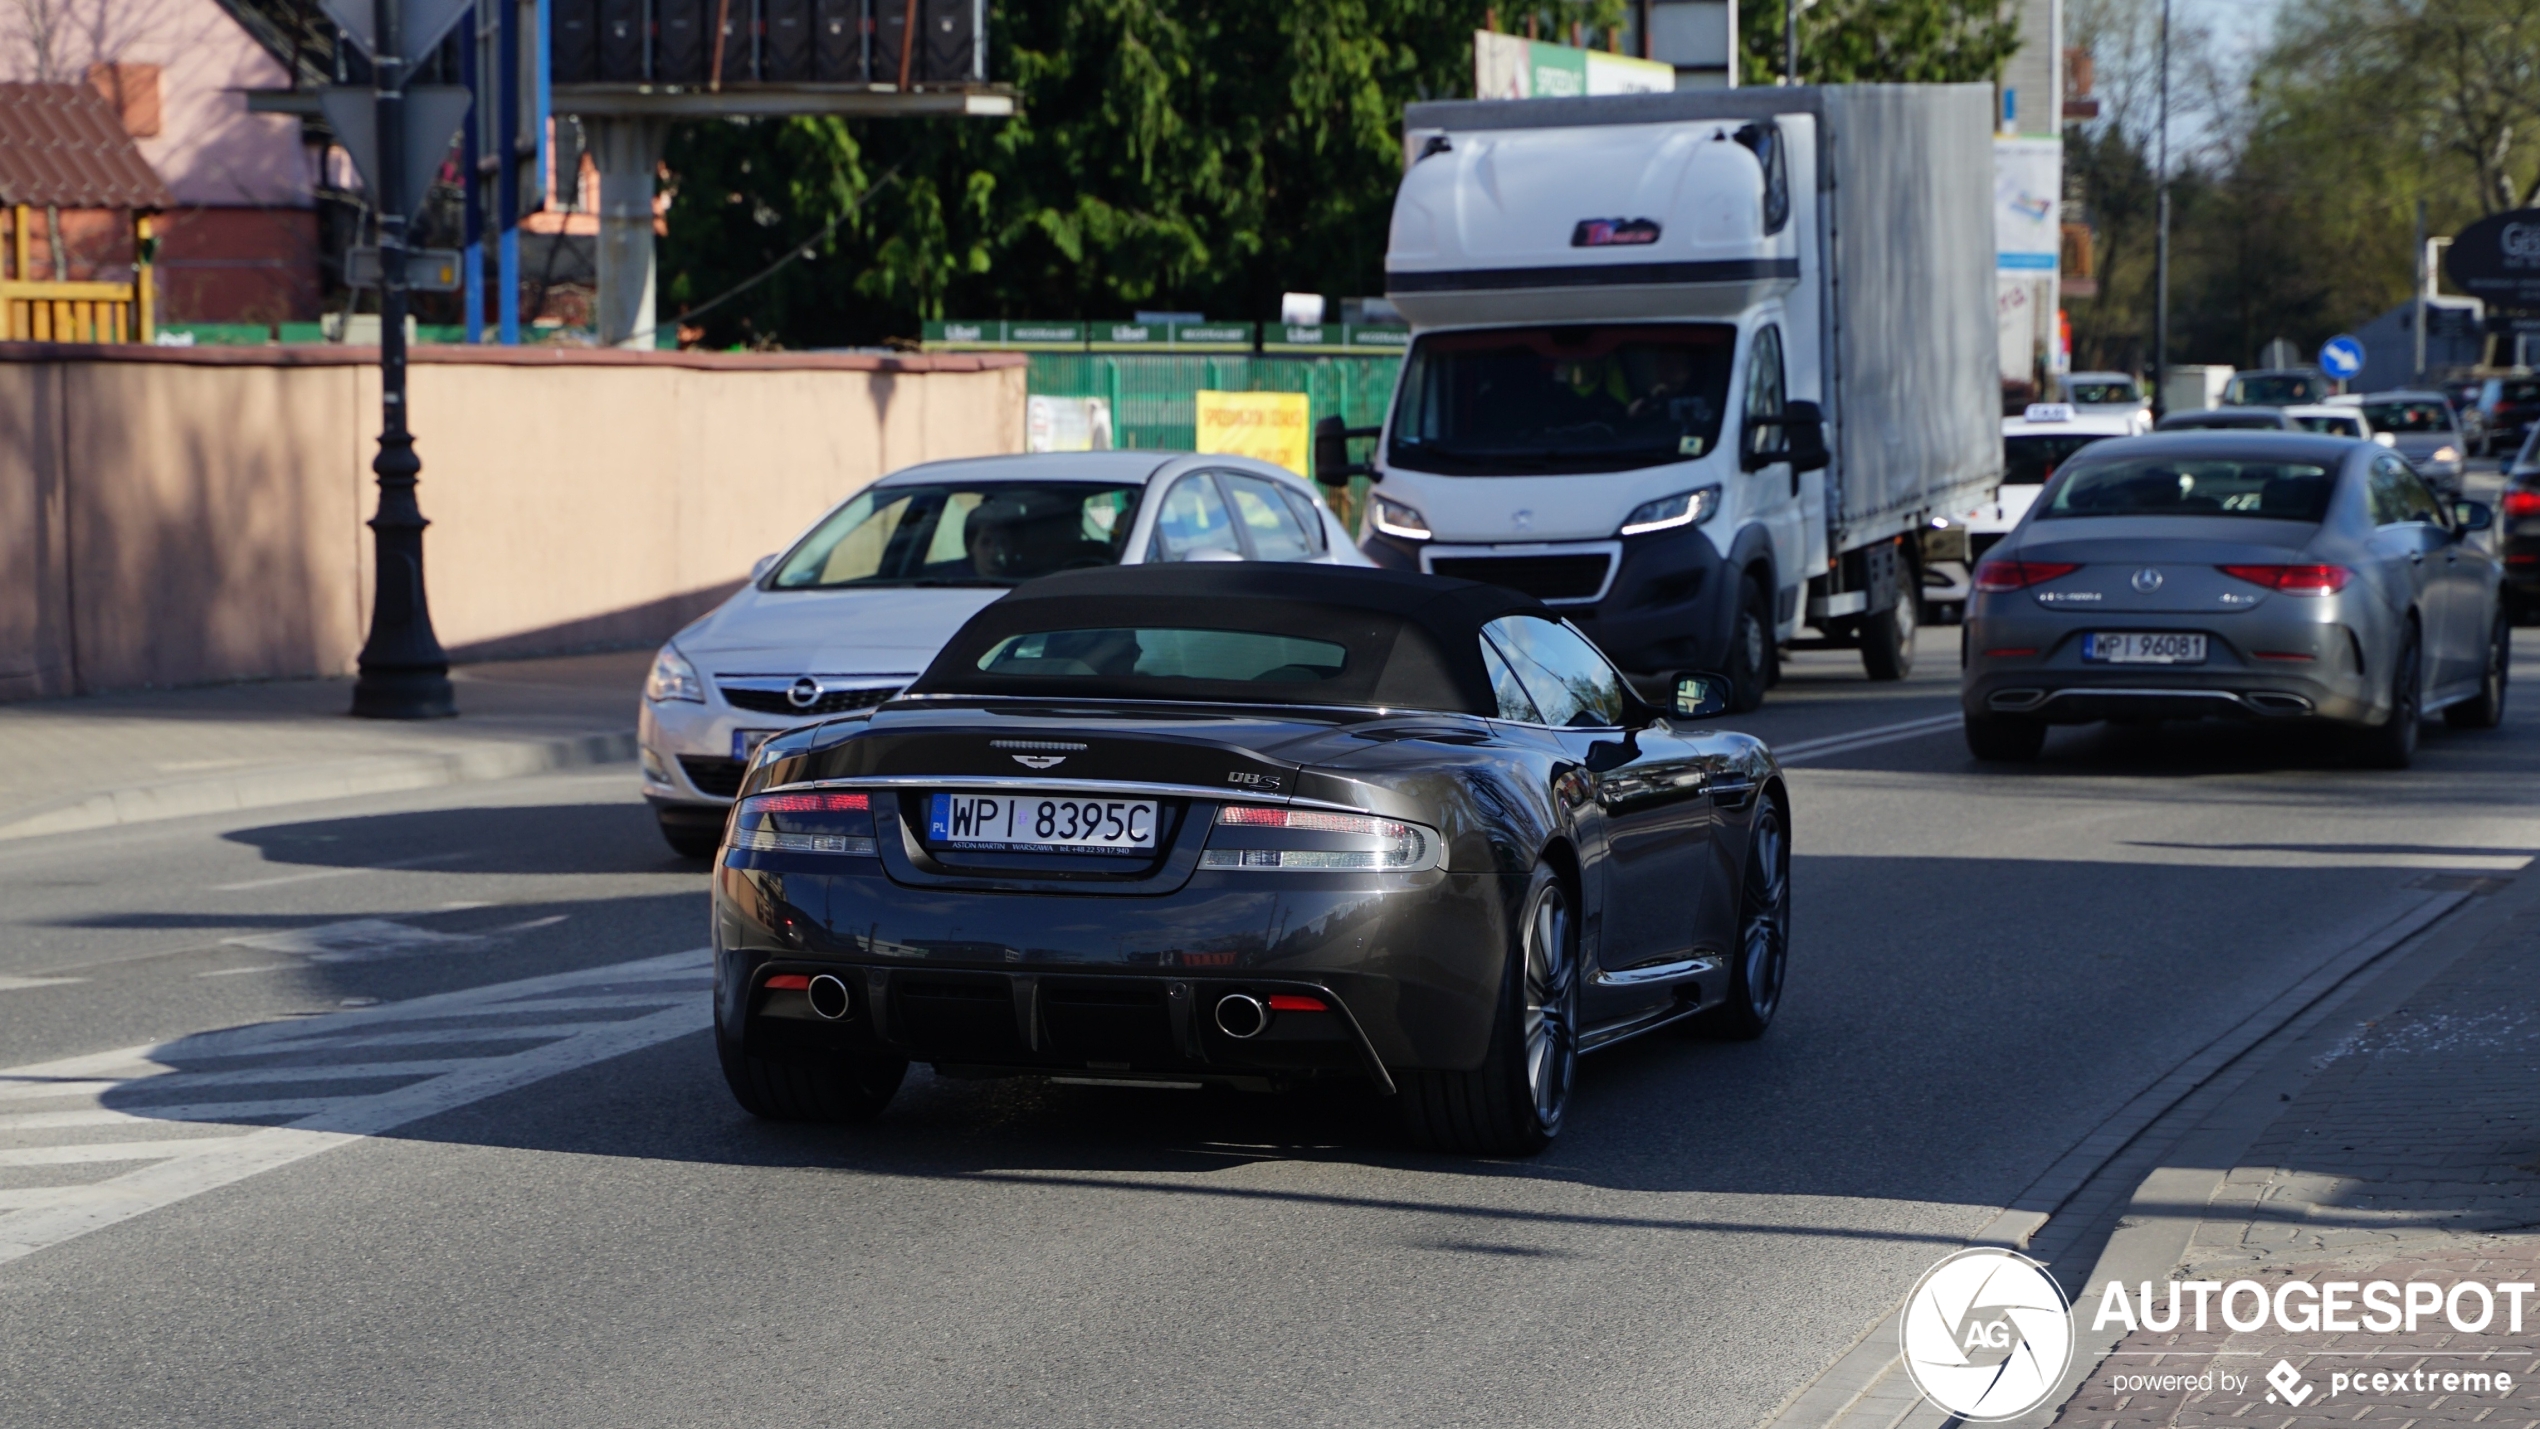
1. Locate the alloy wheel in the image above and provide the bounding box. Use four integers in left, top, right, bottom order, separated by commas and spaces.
1520, 881, 1577, 1129
1739, 806, 1790, 1020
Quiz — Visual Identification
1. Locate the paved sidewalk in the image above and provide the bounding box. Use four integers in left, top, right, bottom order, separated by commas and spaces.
0, 651, 650, 840
2051, 901, 2540, 1428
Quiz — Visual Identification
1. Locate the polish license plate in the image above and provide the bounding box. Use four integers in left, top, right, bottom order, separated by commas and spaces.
2083, 632, 2208, 664
732, 729, 782, 761
927, 793, 1159, 853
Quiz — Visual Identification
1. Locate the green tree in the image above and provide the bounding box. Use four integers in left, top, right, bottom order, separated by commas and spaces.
662, 0, 2028, 346
1736, 0, 2020, 85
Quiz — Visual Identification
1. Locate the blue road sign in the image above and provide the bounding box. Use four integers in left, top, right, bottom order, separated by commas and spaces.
2319, 334, 2365, 379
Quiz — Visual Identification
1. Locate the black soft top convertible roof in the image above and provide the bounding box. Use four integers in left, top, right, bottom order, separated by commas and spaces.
908, 563, 1547, 715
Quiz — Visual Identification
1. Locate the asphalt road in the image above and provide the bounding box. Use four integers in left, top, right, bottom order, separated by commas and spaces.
4, 548, 2538, 1427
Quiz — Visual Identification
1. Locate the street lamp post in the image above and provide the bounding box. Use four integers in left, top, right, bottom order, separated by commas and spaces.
350, 0, 455, 720
2149, 0, 2171, 420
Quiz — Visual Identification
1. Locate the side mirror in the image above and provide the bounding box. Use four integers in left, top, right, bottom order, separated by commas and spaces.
2458, 500, 2494, 533
751, 553, 777, 581
1785, 399, 1830, 474
1672, 672, 1731, 720
1314, 415, 1379, 487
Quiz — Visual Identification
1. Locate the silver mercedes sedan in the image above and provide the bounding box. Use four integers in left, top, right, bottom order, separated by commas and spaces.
1961, 432, 2506, 768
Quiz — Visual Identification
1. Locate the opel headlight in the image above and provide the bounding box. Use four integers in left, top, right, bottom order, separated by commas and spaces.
1371, 495, 1433, 541
1619, 485, 1721, 536
645, 644, 704, 703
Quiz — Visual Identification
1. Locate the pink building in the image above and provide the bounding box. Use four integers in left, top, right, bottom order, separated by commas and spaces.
0, 0, 321, 324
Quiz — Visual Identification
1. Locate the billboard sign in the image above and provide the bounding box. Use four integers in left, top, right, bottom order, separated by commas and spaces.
1474, 32, 1673, 100
2445, 209, 2540, 314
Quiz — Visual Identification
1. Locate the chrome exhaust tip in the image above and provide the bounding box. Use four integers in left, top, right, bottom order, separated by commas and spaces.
1212, 993, 1268, 1040
806, 973, 853, 1021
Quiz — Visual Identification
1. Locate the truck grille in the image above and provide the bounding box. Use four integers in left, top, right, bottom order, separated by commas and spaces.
720, 684, 899, 716
1429, 553, 1613, 602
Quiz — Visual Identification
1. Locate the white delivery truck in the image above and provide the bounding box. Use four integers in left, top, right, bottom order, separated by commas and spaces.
1318, 85, 2002, 709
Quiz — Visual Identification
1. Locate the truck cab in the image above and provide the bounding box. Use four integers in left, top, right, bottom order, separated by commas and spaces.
1348, 88, 2000, 710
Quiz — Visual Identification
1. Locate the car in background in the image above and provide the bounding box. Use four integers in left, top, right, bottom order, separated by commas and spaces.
2157, 407, 2303, 432
1925, 405, 2134, 618
2286, 404, 2371, 440
709, 563, 1791, 1155
1962, 431, 2505, 769
2501, 427, 2540, 617
2223, 368, 2331, 407
641, 452, 1373, 856
2353, 390, 2469, 496
2441, 378, 2489, 452
2476, 374, 2540, 456
2061, 371, 2153, 433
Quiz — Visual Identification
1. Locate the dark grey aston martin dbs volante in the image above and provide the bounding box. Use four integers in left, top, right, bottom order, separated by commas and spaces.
710, 563, 1789, 1155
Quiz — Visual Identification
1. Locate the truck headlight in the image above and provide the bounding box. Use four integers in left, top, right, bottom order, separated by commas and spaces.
1619, 485, 1721, 536
645, 644, 704, 703
1371, 495, 1432, 540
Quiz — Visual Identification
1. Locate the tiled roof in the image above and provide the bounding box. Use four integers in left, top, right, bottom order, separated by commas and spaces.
0, 84, 172, 209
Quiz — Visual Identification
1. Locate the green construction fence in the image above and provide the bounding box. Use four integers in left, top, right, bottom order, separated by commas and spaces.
1025, 352, 1400, 453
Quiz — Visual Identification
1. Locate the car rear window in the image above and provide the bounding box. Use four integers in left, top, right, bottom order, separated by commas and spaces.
2041, 459, 2336, 521
975, 628, 1348, 683
2004, 433, 2116, 484
2360, 401, 2452, 433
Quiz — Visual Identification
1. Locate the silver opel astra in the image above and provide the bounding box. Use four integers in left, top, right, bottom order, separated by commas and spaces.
1961, 432, 2507, 768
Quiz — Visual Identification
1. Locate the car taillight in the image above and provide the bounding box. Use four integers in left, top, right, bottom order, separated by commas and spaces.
2216, 563, 2352, 595
1203, 804, 1443, 871
2504, 489, 2540, 518
731, 790, 876, 855
1973, 559, 2080, 592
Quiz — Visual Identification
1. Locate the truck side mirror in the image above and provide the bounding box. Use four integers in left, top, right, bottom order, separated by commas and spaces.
1313, 415, 1380, 487
1785, 400, 1829, 473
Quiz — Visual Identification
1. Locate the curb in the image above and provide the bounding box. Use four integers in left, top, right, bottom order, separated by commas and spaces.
2014, 864, 2540, 1428
1755, 890, 2474, 1429
0, 730, 638, 843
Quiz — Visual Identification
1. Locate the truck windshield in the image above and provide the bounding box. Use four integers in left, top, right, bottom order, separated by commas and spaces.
1387, 325, 1736, 475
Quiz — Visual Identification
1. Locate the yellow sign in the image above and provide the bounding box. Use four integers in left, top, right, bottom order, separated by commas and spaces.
1194, 390, 1312, 477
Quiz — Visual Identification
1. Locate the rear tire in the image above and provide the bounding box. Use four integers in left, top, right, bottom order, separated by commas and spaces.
1398, 862, 1576, 1157
2444, 610, 2510, 730
2353, 628, 2423, 769
717, 1024, 907, 1123
1726, 574, 1774, 713
1695, 797, 1790, 1041
1964, 713, 2047, 762
1860, 595, 1916, 681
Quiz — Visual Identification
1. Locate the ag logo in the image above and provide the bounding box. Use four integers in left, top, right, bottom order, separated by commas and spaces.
1011, 754, 1067, 770
1899, 1248, 2074, 1421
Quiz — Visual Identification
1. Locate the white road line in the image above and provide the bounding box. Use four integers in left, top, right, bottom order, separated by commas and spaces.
0, 948, 712, 1265
193, 964, 294, 978
0, 1100, 341, 1132
1772, 712, 1963, 765
0, 1140, 246, 1167
237, 1023, 619, 1051
0, 1060, 474, 1102
208, 851, 468, 892
0, 975, 86, 991
489, 914, 569, 933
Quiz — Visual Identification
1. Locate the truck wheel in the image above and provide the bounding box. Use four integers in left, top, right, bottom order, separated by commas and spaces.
1964, 714, 2046, 762
1726, 575, 1772, 712
1860, 596, 1916, 681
